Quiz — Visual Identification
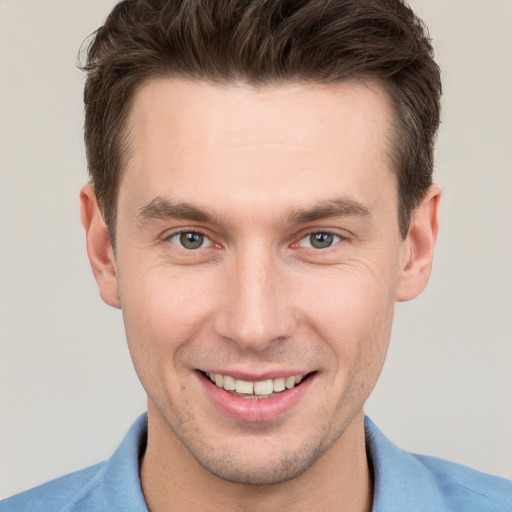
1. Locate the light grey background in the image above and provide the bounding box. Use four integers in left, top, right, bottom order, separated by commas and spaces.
1, 0, 510, 498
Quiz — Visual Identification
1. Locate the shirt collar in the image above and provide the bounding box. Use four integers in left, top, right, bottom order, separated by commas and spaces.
97, 413, 148, 512
365, 416, 445, 511
98, 414, 445, 512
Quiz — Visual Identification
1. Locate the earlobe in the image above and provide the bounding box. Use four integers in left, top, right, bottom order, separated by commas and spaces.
80, 184, 121, 309
396, 184, 441, 302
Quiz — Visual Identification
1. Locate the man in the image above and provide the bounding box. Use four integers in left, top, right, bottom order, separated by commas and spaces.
1, 0, 510, 511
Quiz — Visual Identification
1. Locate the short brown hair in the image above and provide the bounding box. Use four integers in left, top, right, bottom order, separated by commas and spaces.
82, 0, 441, 242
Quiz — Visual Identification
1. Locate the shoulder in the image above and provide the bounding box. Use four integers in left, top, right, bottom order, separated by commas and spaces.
413, 453, 512, 511
0, 414, 148, 512
0, 462, 107, 512
365, 417, 512, 512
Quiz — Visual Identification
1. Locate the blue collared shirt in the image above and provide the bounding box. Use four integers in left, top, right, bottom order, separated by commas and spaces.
2, 414, 511, 511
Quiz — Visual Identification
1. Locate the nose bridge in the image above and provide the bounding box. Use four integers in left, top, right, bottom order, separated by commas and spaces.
215, 241, 294, 350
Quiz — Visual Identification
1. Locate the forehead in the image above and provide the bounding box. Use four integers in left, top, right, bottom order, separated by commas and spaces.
120, 78, 397, 220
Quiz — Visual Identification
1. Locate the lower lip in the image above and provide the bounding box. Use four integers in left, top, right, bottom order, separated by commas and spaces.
198, 373, 314, 423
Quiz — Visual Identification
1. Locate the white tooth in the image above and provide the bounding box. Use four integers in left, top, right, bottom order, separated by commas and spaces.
295, 375, 303, 384
214, 373, 224, 387
254, 379, 273, 395
285, 376, 296, 389
273, 377, 286, 392
223, 375, 236, 391
235, 379, 254, 394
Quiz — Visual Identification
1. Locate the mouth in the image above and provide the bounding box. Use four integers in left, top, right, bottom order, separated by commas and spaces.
197, 369, 315, 422
197, 367, 317, 422
199, 370, 314, 403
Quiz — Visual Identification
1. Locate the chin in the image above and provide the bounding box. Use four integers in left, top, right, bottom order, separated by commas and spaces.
177, 421, 344, 486
192, 447, 324, 486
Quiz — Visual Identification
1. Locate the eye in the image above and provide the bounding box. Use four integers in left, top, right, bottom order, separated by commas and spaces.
298, 232, 342, 249
169, 231, 212, 250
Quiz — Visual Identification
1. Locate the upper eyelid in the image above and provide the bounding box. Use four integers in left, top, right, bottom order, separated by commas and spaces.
301, 229, 345, 237
297, 231, 343, 243
296, 228, 348, 241
163, 227, 212, 239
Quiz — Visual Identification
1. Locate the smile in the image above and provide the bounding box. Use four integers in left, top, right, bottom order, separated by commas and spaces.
205, 372, 305, 398
199, 369, 315, 422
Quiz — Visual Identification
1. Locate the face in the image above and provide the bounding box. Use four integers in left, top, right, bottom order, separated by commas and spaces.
90, 79, 417, 485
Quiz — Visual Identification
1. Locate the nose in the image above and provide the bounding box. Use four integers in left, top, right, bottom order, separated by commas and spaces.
213, 245, 296, 352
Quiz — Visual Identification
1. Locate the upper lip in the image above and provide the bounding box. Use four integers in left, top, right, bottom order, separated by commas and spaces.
198, 369, 313, 381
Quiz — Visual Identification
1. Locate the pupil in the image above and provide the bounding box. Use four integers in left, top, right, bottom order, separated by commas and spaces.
310, 232, 333, 249
180, 232, 203, 249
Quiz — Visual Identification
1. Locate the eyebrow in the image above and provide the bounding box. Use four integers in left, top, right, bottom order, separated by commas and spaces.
286, 198, 372, 224
136, 196, 372, 227
136, 197, 216, 225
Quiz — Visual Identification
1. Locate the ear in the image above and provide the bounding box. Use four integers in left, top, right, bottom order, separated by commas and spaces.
396, 184, 441, 302
80, 184, 120, 309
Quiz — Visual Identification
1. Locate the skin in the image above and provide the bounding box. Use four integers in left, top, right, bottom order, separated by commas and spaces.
81, 79, 440, 512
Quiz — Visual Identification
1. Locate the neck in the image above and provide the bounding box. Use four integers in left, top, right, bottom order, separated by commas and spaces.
141, 406, 373, 512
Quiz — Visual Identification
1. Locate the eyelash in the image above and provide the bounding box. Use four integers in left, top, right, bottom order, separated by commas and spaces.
296, 231, 344, 250
164, 229, 345, 252
166, 229, 214, 251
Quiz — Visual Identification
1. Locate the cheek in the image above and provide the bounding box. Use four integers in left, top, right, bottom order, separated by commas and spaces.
118, 264, 218, 381
296, 258, 397, 375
